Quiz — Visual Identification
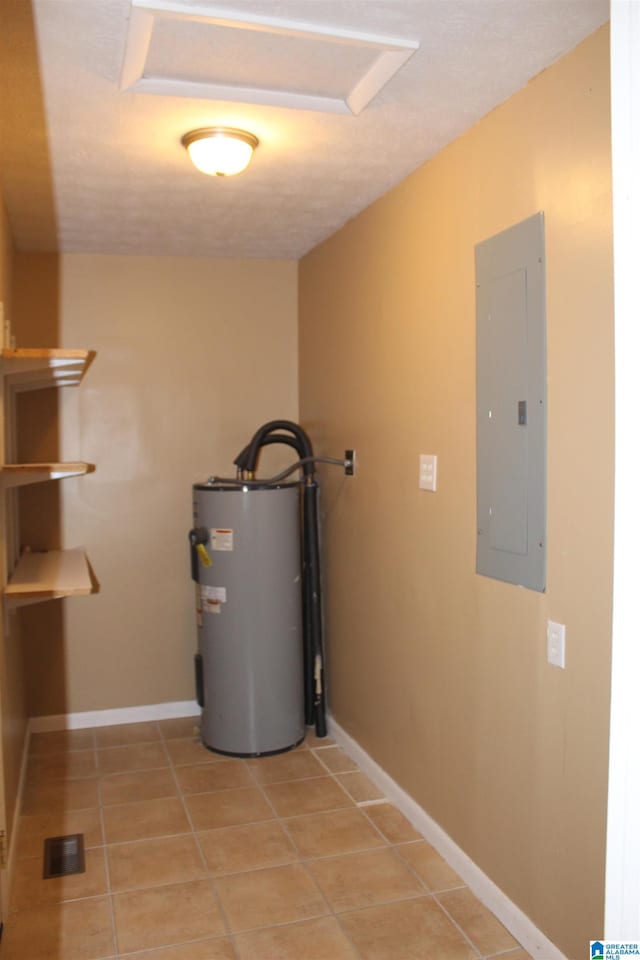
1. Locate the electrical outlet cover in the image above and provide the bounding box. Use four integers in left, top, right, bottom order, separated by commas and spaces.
547, 620, 566, 669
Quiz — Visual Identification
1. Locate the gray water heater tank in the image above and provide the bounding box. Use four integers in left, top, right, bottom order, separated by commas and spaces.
192, 482, 304, 756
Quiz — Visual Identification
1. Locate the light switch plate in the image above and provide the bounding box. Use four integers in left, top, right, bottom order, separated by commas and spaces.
419, 454, 437, 492
547, 620, 566, 669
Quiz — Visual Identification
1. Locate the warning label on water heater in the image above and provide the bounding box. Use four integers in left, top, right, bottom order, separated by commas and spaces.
210, 529, 234, 551
200, 584, 226, 615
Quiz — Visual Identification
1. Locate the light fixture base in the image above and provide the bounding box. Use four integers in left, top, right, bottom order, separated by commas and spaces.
181, 127, 259, 177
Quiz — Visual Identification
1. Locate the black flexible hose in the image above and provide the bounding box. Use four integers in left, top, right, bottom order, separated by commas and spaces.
233, 433, 301, 472
242, 420, 314, 477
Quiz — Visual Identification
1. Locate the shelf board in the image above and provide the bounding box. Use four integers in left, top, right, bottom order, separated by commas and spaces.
5, 548, 95, 608
1, 463, 96, 488
0, 348, 96, 392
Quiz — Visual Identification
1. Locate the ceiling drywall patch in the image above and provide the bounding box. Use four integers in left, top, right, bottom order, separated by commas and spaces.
120, 0, 419, 115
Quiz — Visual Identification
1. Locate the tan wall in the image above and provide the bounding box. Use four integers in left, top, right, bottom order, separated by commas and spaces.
0, 187, 29, 892
299, 27, 612, 958
0, 194, 11, 303
21, 254, 298, 715
0, 0, 59, 878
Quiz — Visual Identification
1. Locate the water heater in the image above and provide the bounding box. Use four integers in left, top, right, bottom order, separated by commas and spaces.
192, 481, 304, 756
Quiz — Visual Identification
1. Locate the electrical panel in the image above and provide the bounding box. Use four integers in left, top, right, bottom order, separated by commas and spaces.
475, 212, 546, 591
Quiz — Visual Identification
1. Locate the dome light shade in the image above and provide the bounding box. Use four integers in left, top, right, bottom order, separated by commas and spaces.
181, 127, 259, 177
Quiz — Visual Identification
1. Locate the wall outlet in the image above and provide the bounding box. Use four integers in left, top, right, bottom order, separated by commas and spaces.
345, 449, 356, 475
547, 620, 566, 669
419, 454, 437, 491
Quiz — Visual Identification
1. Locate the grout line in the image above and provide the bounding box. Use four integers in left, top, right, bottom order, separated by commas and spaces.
386, 842, 438, 897
311, 745, 387, 807
432, 892, 485, 958
243, 755, 301, 858
11, 723, 530, 959
485, 951, 533, 960
106, 873, 119, 957
312, 756, 365, 806
163, 733, 240, 957
357, 805, 398, 848
240, 751, 341, 939
96, 770, 120, 957
116, 934, 235, 959
483, 951, 529, 960
99, 829, 196, 849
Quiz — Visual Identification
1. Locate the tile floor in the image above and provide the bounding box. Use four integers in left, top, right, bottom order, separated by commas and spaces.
2, 718, 532, 959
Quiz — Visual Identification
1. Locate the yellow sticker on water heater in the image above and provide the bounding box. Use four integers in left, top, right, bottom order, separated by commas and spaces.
210, 529, 234, 551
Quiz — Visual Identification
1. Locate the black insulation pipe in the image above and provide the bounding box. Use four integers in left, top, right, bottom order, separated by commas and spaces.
303, 479, 327, 737
233, 433, 301, 472
242, 420, 314, 477
233, 420, 326, 736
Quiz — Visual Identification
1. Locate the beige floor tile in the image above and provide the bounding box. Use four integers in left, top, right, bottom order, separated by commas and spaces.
29, 728, 96, 755
198, 820, 297, 875
234, 916, 359, 960
108, 834, 207, 891
95, 720, 161, 748
166, 737, 220, 766
286, 808, 387, 858
214, 862, 329, 932
17, 807, 103, 860
339, 897, 478, 960
186, 786, 274, 831
100, 767, 178, 805
336, 771, 385, 803
11, 848, 107, 909
246, 749, 326, 784
27, 749, 98, 782
97, 741, 168, 775
265, 776, 353, 817
129, 939, 235, 959
175, 759, 252, 794
395, 840, 464, 892
307, 847, 426, 912
22, 777, 100, 815
437, 887, 519, 955
159, 716, 201, 740
314, 745, 359, 773
114, 879, 225, 954
1, 896, 114, 960
103, 796, 190, 844
365, 803, 422, 843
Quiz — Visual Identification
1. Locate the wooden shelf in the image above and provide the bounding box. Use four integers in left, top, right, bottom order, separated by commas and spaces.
1, 463, 96, 488
0, 348, 96, 392
5, 548, 95, 608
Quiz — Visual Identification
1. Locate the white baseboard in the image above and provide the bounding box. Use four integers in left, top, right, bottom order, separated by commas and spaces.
328, 715, 567, 960
29, 700, 200, 733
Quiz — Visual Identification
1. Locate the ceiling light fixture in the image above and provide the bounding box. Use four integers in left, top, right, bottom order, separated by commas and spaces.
181, 127, 259, 177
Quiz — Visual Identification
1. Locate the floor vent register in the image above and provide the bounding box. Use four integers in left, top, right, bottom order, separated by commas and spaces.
43, 834, 85, 879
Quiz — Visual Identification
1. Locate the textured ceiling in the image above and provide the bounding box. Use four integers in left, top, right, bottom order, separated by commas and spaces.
3, 0, 608, 259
